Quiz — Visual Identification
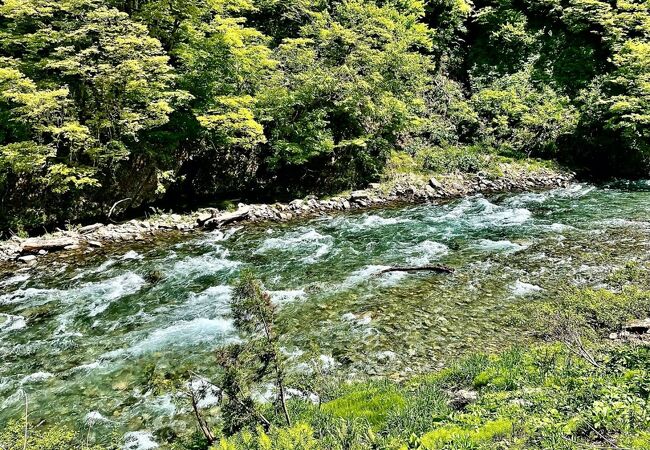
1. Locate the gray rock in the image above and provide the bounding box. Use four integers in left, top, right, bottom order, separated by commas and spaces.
448, 389, 478, 409
79, 223, 104, 234
623, 318, 650, 334
350, 190, 369, 201
87, 240, 103, 248
18, 255, 37, 263
429, 177, 444, 190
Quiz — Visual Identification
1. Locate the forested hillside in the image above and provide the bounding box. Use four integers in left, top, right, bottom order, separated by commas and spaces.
1, 0, 648, 233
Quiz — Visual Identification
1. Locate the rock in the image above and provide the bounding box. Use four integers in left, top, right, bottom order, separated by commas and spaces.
145, 270, 165, 284
79, 223, 104, 234
448, 389, 478, 409
87, 240, 103, 248
289, 199, 305, 209
368, 183, 381, 190
18, 255, 37, 264
342, 200, 351, 209
21, 237, 78, 254
38, 249, 48, 255
429, 177, 444, 190
64, 244, 80, 250
623, 318, 650, 334
350, 190, 369, 201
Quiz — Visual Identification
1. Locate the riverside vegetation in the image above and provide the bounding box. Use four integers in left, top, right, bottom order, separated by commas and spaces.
1, 0, 649, 234
2, 263, 650, 449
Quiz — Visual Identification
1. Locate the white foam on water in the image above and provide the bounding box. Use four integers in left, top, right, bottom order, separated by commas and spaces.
72, 259, 117, 280
269, 289, 306, 303
557, 183, 596, 198
358, 214, 412, 228
548, 223, 574, 232
85, 411, 111, 424
121, 250, 143, 260
473, 239, 528, 253
183, 285, 232, 317
119, 317, 234, 357
286, 388, 320, 404
20, 371, 54, 384
86, 272, 147, 317
0, 273, 30, 287
72, 361, 104, 372
171, 249, 241, 278
256, 228, 333, 264
505, 191, 550, 206
342, 265, 391, 287
0, 287, 60, 307
123, 431, 158, 450
318, 354, 338, 371
342, 312, 372, 326
435, 196, 531, 229
510, 280, 543, 296
483, 207, 532, 227
148, 394, 176, 417
406, 240, 449, 265
0, 314, 26, 332
188, 377, 221, 408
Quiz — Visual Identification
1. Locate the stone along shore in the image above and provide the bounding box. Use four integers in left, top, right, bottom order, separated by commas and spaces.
0, 166, 574, 265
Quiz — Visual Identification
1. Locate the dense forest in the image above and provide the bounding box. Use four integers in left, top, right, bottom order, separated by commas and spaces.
0, 0, 648, 233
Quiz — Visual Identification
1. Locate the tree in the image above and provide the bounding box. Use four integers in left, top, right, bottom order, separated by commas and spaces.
207, 271, 291, 436
257, 0, 435, 192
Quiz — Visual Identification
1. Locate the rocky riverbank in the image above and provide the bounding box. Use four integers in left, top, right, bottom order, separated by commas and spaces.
0, 164, 574, 265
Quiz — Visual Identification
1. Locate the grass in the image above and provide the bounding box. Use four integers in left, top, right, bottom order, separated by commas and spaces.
4, 265, 649, 450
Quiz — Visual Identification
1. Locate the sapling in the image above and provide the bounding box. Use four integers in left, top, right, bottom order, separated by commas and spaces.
191, 271, 292, 439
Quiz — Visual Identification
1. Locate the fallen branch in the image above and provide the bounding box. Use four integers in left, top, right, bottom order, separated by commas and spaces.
378, 265, 455, 275
203, 206, 251, 229
107, 197, 132, 222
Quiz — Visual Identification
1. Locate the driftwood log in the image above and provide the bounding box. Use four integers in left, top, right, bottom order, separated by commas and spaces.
21, 237, 79, 254
203, 206, 251, 229
379, 265, 455, 275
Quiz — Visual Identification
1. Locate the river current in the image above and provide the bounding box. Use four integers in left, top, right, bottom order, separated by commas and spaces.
1, 181, 650, 446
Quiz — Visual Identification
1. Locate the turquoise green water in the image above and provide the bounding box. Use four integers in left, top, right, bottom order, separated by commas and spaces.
1, 181, 650, 447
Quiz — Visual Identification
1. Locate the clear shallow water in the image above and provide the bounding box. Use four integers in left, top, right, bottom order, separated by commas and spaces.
1, 181, 650, 443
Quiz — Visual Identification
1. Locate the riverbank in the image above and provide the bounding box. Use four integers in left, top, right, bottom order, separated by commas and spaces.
3, 265, 649, 450
0, 161, 574, 266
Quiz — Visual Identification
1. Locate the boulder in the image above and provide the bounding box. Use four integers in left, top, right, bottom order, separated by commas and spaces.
429, 177, 444, 190
350, 190, 370, 201
18, 255, 37, 264
447, 389, 478, 409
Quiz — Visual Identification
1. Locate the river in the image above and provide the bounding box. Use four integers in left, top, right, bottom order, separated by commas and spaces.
1, 181, 649, 446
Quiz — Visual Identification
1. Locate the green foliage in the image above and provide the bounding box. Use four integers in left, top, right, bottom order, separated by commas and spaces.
321, 384, 406, 429
194, 341, 650, 450
471, 68, 579, 156
257, 0, 435, 190
2, 0, 650, 232
0, 420, 109, 450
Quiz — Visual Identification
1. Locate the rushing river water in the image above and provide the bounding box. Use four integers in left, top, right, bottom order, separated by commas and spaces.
1, 181, 650, 445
